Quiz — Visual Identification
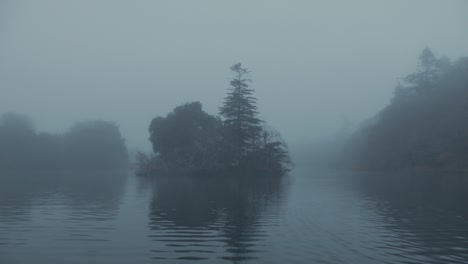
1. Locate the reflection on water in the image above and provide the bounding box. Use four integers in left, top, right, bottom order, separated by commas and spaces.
1, 168, 468, 263
143, 175, 288, 262
0, 170, 126, 222
356, 171, 468, 263
0, 170, 127, 263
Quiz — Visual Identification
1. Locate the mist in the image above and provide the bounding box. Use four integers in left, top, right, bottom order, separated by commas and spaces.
1, 0, 467, 151
2, 1, 468, 263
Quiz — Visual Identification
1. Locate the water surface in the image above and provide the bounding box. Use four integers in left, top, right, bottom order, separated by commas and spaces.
1, 168, 467, 263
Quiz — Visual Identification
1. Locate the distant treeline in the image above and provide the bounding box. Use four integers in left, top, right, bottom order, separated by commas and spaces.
137, 63, 292, 176
0, 112, 128, 170
345, 48, 468, 171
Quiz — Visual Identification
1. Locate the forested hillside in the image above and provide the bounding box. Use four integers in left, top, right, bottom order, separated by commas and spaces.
349, 49, 468, 171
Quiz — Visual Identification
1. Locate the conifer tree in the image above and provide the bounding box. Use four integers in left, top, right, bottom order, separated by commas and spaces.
219, 63, 262, 164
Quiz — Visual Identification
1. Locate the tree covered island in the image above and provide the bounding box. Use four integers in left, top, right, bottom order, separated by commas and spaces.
137, 63, 292, 176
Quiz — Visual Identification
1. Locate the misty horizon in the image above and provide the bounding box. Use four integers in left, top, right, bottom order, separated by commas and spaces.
1, 0, 467, 152
2, 1, 468, 263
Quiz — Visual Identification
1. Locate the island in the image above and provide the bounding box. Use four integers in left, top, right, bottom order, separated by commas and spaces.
137, 63, 292, 176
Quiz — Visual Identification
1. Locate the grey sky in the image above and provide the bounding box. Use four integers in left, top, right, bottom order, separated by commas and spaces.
1, 0, 467, 150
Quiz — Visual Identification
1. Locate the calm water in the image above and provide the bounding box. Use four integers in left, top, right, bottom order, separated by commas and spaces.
1, 168, 468, 263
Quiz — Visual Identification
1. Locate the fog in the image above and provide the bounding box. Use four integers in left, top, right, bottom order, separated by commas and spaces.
3, 2, 468, 263
1, 0, 467, 152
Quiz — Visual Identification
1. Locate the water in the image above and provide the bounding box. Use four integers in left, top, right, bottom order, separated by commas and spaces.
1, 168, 468, 263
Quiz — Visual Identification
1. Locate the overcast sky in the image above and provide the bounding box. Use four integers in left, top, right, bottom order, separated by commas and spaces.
1, 0, 467, 151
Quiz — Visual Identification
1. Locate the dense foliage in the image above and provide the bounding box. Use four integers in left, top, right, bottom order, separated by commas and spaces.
348, 49, 468, 171
219, 63, 263, 165
147, 102, 222, 174
0, 113, 128, 170
138, 63, 291, 176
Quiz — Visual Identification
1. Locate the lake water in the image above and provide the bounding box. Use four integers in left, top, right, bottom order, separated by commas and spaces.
1, 167, 468, 263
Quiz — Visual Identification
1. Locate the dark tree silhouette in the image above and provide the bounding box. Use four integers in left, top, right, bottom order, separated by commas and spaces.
0, 114, 128, 171
345, 49, 468, 171
219, 63, 263, 166
0, 113, 36, 169
147, 102, 221, 175
139, 64, 291, 176
405, 48, 450, 87
63, 120, 128, 169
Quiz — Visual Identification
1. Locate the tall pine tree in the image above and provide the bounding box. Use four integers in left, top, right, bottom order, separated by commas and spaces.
219, 63, 262, 165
